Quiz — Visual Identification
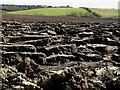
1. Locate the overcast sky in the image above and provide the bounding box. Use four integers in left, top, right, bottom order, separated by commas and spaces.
0, 0, 120, 9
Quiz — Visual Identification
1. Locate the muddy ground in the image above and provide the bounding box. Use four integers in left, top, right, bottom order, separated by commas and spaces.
1, 14, 120, 90
2, 14, 118, 23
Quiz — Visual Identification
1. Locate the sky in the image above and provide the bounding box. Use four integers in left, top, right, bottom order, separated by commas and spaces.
0, 0, 120, 9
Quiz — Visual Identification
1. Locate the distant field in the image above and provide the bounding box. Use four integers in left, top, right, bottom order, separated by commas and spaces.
91, 8, 118, 19
7, 8, 93, 17
7, 8, 118, 19
0, 10, 7, 13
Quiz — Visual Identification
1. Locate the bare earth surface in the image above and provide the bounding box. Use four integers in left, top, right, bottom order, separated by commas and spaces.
2, 14, 118, 23
1, 14, 120, 90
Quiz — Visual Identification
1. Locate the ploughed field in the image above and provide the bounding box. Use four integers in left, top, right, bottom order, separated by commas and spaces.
1, 14, 120, 90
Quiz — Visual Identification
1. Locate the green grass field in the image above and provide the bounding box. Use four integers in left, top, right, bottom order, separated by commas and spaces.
0, 10, 7, 13
91, 8, 118, 19
7, 8, 118, 19
8, 8, 93, 17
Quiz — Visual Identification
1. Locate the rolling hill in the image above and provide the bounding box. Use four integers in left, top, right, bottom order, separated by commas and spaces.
2, 7, 118, 19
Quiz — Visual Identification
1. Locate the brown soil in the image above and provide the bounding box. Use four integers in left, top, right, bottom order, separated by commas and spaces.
1, 14, 120, 90
2, 14, 118, 23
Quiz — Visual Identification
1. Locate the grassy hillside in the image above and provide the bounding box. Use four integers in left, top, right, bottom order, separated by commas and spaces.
7, 8, 118, 19
91, 8, 118, 19
8, 8, 93, 17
